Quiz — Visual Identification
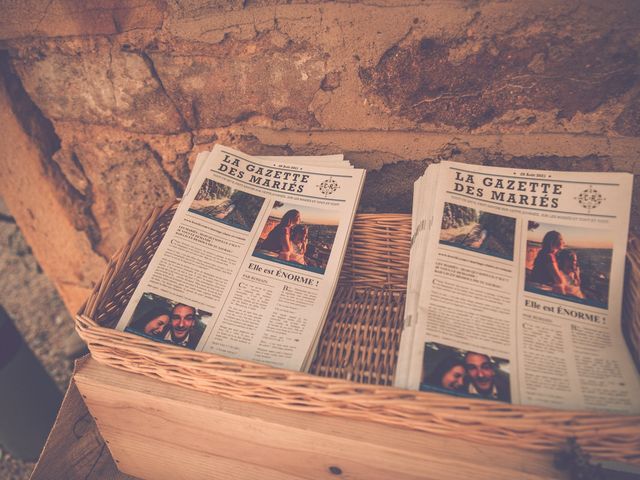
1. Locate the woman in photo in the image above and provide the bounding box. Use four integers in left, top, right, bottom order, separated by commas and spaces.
426, 354, 468, 393
530, 230, 565, 288
279, 224, 308, 265
261, 209, 301, 255
555, 249, 585, 299
130, 306, 171, 339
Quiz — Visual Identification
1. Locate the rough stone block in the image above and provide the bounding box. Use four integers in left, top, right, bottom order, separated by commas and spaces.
0, 0, 165, 40
360, 34, 639, 130
148, 34, 326, 129
615, 93, 640, 136
12, 40, 185, 134
64, 132, 181, 257
0, 60, 105, 313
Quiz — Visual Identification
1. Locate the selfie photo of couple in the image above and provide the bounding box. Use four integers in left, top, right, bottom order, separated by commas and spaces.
124, 292, 212, 350
421, 342, 511, 403
524, 221, 613, 309
253, 201, 339, 275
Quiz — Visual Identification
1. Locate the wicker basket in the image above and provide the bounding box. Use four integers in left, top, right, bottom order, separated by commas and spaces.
75, 202, 640, 465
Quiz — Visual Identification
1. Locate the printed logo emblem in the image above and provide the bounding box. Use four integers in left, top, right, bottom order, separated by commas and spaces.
318, 178, 339, 197
575, 185, 604, 213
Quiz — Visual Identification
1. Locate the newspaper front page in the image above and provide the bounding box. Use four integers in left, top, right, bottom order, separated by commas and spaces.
397, 161, 640, 414
116, 145, 365, 371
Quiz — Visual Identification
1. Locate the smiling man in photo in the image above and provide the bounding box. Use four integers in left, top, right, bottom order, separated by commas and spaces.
464, 352, 511, 403
165, 304, 202, 349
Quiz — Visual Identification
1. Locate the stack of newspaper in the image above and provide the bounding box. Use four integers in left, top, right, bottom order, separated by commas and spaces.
116, 145, 365, 372
395, 161, 640, 413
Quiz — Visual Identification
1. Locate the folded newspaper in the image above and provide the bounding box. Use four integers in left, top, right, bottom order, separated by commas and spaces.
395, 161, 640, 414
115, 145, 365, 372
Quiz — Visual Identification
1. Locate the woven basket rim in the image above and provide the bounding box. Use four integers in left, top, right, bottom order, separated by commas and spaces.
74, 200, 640, 464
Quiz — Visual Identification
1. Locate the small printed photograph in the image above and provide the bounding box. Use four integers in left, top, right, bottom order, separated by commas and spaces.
420, 342, 511, 403
524, 221, 613, 309
252, 201, 339, 274
439, 203, 516, 260
188, 178, 265, 231
124, 292, 212, 350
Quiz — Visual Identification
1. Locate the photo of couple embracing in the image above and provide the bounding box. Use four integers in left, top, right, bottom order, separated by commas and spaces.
253, 201, 339, 275
524, 221, 613, 309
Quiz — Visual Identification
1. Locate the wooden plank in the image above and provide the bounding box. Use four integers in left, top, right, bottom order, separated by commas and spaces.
74, 357, 567, 480
32, 373, 136, 479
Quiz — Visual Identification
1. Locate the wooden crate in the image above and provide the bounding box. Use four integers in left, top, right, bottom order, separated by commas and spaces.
31, 361, 132, 480
73, 356, 566, 480
72, 205, 640, 479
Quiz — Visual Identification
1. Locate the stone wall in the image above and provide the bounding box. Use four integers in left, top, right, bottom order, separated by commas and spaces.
0, 0, 639, 313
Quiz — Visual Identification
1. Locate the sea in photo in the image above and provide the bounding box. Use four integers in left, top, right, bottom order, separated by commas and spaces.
439, 203, 516, 261
189, 178, 265, 232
